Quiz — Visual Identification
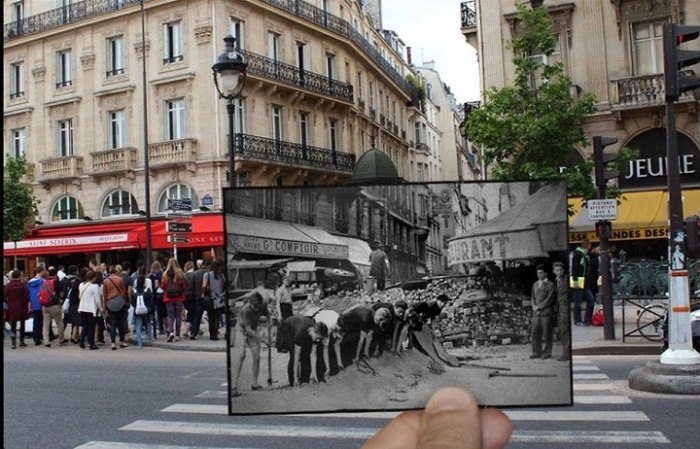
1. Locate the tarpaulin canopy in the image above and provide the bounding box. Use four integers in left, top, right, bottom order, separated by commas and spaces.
447, 183, 568, 264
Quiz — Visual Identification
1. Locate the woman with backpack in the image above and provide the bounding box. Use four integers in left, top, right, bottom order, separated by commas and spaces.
131, 270, 154, 348
162, 258, 187, 342
202, 259, 227, 341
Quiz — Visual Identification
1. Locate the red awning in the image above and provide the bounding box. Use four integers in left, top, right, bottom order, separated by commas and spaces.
3, 230, 141, 257
149, 213, 224, 249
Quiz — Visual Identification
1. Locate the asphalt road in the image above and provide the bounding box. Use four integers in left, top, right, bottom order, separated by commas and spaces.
3, 343, 699, 449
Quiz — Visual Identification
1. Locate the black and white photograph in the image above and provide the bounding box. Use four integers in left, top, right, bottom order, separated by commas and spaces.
223, 180, 572, 415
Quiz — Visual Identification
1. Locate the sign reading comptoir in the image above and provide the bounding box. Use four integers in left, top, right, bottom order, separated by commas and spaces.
231, 235, 348, 259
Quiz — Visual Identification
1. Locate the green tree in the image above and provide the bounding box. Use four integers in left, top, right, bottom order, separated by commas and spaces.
3, 155, 39, 268
465, 3, 633, 199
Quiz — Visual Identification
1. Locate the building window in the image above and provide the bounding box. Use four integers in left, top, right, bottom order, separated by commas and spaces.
12, 1, 23, 23
163, 21, 183, 64
157, 183, 198, 213
106, 35, 124, 77
101, 190, 138, 217
165, 98, 186, 140
57, 119, 73, 157
108, 110, 126, 149
632, 21, 664, 76
51, 196, 83, 221
268, 31, 280, 61
237, 171, 250, 187
297, 41, 308, 71
528, 33, 562, 87
10, 61, 24, 99
230, 18, 245, 50
57, 49, 72, 88
329, 118, 339, 152
326, 52, 335, 80
299, 111, 310, 148
11, 128, 26, 158
271, 105, 283, 142
233, 98, 245, 134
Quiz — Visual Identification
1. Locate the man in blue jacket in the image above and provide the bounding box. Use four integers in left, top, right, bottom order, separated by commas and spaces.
26, 265, 48, 346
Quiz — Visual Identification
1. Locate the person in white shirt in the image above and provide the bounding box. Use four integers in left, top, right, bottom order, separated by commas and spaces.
78, 270, 104, 350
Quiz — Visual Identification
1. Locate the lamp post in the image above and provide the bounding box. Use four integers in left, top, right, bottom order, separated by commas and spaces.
212, 35, 247, 186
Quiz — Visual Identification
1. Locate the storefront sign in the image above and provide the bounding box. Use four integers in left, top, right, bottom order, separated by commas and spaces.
3, 233, 130, 250
447, 229, 545, 265
568, 227, 669, 243
231, 235, 348, 259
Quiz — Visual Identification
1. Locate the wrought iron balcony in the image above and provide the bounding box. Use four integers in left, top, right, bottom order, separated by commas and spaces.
461, 1, 477, 28
90, 147, 138, 176
39, 156, 83, 183
235, 133, 355, 174
242, 50, 353, 103
611, 71, 697, 108
148, 138, 198, 169
4, 0, 141, 42
261, 0, 410, 96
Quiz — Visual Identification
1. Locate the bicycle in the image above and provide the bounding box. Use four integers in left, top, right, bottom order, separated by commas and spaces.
635, 302, 667, 342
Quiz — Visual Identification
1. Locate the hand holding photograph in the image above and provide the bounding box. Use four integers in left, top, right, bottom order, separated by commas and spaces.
224, 180, 572, 415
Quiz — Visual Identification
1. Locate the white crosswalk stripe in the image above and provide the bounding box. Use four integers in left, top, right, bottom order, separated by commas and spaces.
74, 359, 672, 448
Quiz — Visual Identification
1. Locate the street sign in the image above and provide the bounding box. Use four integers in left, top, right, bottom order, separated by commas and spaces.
587, 199, 618, 221
167, 221, 192, 233
167, 235, 190, 244
167, 212, 192, 219
167, 198, 192, 211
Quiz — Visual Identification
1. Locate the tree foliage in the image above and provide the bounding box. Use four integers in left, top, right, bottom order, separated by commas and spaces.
3, 156, 39, 244
465, 3, 607, 199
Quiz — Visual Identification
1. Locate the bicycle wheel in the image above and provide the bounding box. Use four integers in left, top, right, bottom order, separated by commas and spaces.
636, 304, 666, 342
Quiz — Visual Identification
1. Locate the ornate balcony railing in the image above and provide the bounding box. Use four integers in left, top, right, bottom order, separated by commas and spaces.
39, 156, 83, 182
91, 147, 138, 175
262, 0, 410, 96
461, 1, 477, 28
4, 0, 142, 41
148, 138, 197, 168
612, 70, 697, 107
242, 50, 353, 103
235, 133, 355, 174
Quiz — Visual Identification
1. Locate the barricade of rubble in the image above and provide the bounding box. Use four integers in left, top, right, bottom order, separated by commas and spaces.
293, 275, 532, 348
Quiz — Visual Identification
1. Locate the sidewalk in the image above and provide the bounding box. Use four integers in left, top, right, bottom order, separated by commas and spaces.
135, 306, 664, 356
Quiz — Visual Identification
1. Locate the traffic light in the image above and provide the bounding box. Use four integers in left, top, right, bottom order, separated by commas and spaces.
663, 23, 700, 102
595, 221, 611, 239
686, 215, 700, 256
593, 135, 619, 188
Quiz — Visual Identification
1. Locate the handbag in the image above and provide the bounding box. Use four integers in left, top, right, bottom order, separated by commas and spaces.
61, 297, 70, 314
107, 295, 126, 312
569, 276, 585, 290
135, 290, 149, 315
106, 277, 126, 312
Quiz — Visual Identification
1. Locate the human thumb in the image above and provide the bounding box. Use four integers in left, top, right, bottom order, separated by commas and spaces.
416, 387, 482, 449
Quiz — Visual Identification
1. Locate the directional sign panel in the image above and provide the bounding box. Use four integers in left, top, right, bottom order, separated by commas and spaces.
168, 222, 192, 233
587, 199, 618, 221
167, 198, 192, 211
167, 235, 190, 244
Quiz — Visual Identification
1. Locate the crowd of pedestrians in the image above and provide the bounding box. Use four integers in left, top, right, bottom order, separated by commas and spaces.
3, 257, 228, 351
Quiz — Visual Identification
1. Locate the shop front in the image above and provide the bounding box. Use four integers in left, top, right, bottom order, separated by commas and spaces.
568, 189, 700, 259
226, 214, 361, 292
3, 213, 227, 272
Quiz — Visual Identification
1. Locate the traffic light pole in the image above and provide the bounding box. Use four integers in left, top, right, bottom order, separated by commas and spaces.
661, 98, 700, 365
660, 23, 700, 365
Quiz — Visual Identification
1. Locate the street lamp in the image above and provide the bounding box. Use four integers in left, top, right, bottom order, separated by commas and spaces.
212, 35, 248, 186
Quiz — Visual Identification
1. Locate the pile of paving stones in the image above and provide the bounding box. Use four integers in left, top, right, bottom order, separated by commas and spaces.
293, 274, 532, 348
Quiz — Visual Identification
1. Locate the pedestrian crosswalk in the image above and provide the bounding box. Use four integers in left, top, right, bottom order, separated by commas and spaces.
73, 356, 671, 448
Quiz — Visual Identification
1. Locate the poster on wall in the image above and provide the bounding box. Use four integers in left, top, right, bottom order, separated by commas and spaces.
223, 180, 571, 415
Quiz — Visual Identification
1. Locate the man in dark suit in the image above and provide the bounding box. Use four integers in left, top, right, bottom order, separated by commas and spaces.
553, 261, 570, 361
530, 265, 555, 359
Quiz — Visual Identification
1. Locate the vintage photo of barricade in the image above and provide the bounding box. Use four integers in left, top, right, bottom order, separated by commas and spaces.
223, 180, 572, 415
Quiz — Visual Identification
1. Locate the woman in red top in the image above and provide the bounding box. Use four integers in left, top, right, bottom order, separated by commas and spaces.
162, 258, 187, 342
4, 270, 29, 348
